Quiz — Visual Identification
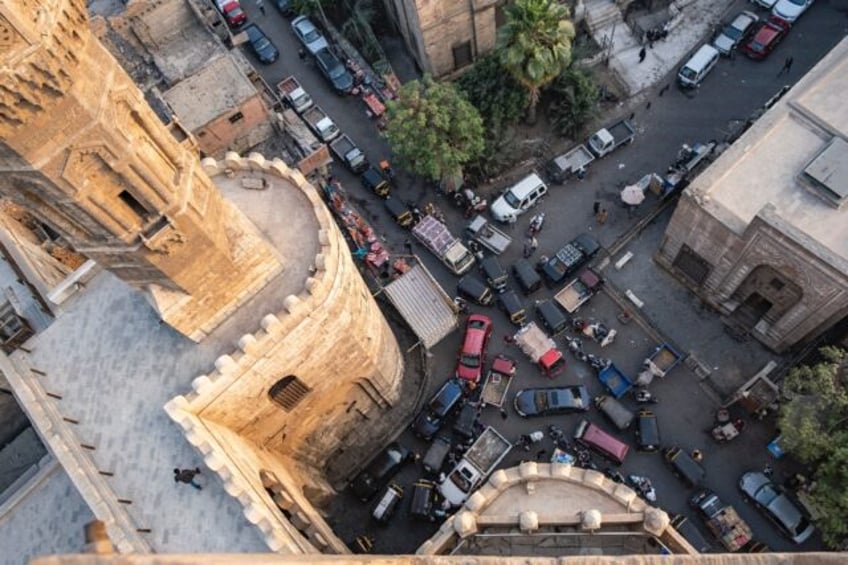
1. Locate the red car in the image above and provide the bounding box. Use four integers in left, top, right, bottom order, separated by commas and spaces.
742, 16, 790, 60
218, 0, 247, 27
455, 314, 493, 383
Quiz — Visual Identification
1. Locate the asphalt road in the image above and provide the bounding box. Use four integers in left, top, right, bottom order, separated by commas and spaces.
236, 0, 846, 555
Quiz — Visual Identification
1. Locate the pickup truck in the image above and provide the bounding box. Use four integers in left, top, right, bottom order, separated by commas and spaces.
329, 134, 367, 174
438, 426, 512, 507
541, 233, 601, 285
513, 322, 565, 378
554, 268, 602, 313
544, 144, 595, 184
587, 118, 636, 158
277, 76, 313, 114
302, 105, 340, 143
690, 490, 753, 552
465, 215, 512, 255
412, 215, 475, 275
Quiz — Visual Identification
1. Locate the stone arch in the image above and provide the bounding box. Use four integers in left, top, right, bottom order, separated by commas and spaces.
728, 264, 803, 331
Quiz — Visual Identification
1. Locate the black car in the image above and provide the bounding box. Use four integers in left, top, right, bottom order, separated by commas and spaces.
315, 48, 354, 94
274, 0, 295, 16
411, 379, 464, 440
242, 24, 279, 64
350, 442, 412, 502
513, 386, 591, 417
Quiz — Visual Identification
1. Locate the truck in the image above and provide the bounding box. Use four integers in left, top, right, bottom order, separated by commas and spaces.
302, 105, 340, 143
690, 489, 753, 552
480, 355, 516, 408
598, 364, 634, 399
465, 215, 512, 255
438, 426, 512, 507
329, 134, 367, 174
412, 215, 475, 275
541, 233, 601, 285
277, 76, 314, 114
587, 118, 636, 158
513, 322, 565, 378
554, 268, 603, 313
544, 144, 596, 184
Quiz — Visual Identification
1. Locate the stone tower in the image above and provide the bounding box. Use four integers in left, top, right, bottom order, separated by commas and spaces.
0, 0, 282, 340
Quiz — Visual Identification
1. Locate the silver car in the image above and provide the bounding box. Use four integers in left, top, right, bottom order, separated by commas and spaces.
739, 471, 815, 544
291, 15, 329, 56
713, 11, 759, 55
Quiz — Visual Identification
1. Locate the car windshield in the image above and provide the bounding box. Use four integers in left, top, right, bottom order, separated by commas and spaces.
328, 64, 345, 79
468, 320, 487, 330
755, 483, 780, 505
254, 37, 271, 51
551, 389, 579, 409
534, 391, 549, 410
304, 29, 320, 43
749, 40, 765, 52
680, 67, 697, 80
787, 0, 805, 5
723, 25, 743, 40
460, 353, 481, 367
503, 191, 521, 208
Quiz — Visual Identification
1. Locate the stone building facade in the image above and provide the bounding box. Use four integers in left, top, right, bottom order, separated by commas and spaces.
656, 40, 848, 353
0, 0, 283, 340
382, 0, 501, 77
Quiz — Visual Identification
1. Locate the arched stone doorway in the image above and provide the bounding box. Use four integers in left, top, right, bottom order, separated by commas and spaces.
725, 265, 802, 336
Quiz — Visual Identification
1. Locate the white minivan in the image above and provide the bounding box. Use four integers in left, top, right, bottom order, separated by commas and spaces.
677, 44, 720, 89
490, 173, 548, 223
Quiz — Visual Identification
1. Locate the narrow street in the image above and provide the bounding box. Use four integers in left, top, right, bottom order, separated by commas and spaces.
237, 0, 846, 556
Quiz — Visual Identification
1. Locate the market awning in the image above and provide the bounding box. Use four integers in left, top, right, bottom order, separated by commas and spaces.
383, 264, 458, 349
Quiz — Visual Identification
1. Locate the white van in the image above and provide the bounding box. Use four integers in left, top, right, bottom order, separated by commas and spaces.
677, 44, 720, 89
490, 173, 548, 223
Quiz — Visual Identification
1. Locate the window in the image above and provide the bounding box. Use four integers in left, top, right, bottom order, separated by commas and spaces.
673, 245, 711, 285
269, 375, 310, 411
452, 42, 473, 70
770, 278, 785, 291
118, 190, 153, 221
228, 112, 244, 124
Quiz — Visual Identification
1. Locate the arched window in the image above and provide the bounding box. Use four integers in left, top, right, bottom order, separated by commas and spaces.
269, 375, 310, 411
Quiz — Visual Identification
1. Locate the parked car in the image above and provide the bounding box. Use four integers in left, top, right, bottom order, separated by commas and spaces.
713, 11, 759, 55
742, 16, 791, 60
291, 15, 329, 55
490, 173, 548, 223
751, 0, 778, 8
371, 482, 403, 524
739, 471, 815, 544
513, 385, 590, 417
455, 314, 493, 383
772, 0, 814, 23
218, 0, 247, 27
411, 379, 464, 440
242, 24, 279, 64
274, 0, 295, 16
350, 442, 412, 502
315, 48, 354, 94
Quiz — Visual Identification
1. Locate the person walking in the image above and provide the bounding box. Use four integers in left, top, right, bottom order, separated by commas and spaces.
500, 408, 508, 420
174, 467, 203, 490
403, 238, 413, 254
256, 0, 265, 15
779, 56, 793, 76
523, 236, 538, 258
763, 463, 774, 477
596, 208, 608, 225
593, 201, 600, 215
638, 46, 647, 63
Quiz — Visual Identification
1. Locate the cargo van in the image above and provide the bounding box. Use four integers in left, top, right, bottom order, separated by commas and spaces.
513, 259, 543, 295
677, 44, 720, 89
490, 173, 548, 223
574, 419, 630, 465
664, 446, 706, 487
670, 514, 713, 553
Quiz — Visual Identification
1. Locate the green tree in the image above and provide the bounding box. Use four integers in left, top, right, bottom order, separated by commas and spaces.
778, 346, 848, 546
548, 67, 599, 138
384, 76, 484, 183
455, 54, 528, 134
497, 0, 576, 123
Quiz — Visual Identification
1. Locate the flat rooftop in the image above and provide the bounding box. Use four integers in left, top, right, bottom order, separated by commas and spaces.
694, 38, 848, 264
163, 56, 257, 131
3, 166, 319, 557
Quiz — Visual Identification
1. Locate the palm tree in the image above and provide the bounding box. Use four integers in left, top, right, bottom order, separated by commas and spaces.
497, 0, 576, 124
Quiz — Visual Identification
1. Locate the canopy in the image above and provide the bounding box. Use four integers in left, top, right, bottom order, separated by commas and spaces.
620, 183, 646, 206
383, 264, 458, 349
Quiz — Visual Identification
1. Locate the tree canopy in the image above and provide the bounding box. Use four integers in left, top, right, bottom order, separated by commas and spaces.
496, 0, 576, 123
778, 346, 848, 546
548, 66, 599, 138
455, 54, 528, 134
384, 76, 484, 182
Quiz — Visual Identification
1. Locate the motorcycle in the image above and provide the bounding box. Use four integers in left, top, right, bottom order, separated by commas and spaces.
573, 318, 617, 348
633, 388, 659, 404
585, 353, 612, 372
628, 474, 657, 502
645, 22, 670, 44
518, 430, 545, 452
453, 296, 469, 314
528, 212, 545, 236
453, 188, 488, 218
604, 467, 626, 484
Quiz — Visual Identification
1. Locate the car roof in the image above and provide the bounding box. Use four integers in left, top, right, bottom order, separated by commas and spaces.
316, 48, 337, 65
293, 16, 315, 30
730, 11, 757, 27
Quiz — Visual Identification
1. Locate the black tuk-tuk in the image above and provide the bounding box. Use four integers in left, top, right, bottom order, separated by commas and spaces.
360, 166, 390, 198
664, 446, 705, 487
457, 276, 493, 306
383, 197, 413, 227
498, 289, 526, 325
409, 479, 439, 522
636, 409, 660, 452
535, 299, 569, 335
513, 259, 543, 295
480, 256, 508, 292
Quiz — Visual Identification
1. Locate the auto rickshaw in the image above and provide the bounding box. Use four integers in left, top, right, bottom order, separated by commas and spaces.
480, 256, 508, 292
383, 197, 413, 228
457, 276, 493, 306
498, 289, 526, 325
360, 166, 390, 198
